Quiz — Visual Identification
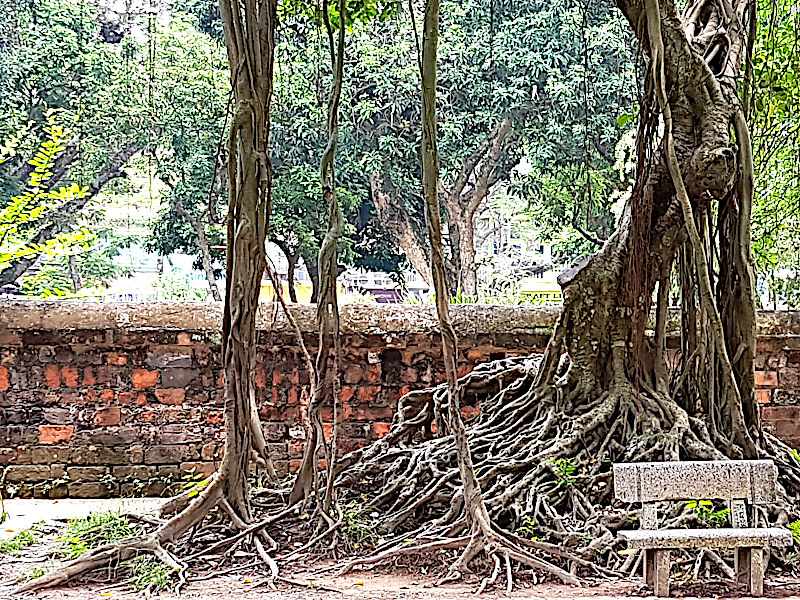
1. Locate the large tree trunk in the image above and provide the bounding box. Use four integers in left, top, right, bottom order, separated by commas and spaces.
370, 171, 433, 285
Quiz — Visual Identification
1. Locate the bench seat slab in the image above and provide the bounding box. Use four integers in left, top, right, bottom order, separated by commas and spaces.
619, 527, 792, 549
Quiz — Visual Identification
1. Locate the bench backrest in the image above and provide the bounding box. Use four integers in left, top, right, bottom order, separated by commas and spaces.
613, 460, 777, 504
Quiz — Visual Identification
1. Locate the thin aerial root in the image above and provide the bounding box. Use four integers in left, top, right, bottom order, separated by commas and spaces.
337, 536, 471, 576
504, 553, 513, 595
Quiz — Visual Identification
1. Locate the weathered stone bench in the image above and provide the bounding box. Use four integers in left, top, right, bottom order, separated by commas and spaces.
614, 460, 792, 597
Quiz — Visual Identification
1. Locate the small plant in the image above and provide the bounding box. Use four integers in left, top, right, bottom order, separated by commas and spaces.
28, 565, 47, 579
790, 448, 800, 465
59, 512, 135, 559
685, 500, 730, 528
182, 467, 211, 498
0, 529, 37, 555
341, 501, 376, 550
123, 555, 175, 592
516, 515, 541, 541
788, 519, 800, 543
553, 458, 576, 487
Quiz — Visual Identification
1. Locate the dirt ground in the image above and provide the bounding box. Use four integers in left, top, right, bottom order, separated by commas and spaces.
2, 499, 800, 599
4, 568, 800, 600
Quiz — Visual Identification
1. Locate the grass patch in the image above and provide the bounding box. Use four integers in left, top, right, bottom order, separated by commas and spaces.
59, 512, 135, 559
124, 555, 175, 592
0, 529, 37, 555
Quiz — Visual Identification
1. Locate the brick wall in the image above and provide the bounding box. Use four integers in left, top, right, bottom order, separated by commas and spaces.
0, 302, 798, 498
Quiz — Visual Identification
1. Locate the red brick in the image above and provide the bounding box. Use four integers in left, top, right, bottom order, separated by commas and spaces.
82, 367, 96, 386
363, 406, 393, 420
59, 391, 81, 405
289, 370, 300, 385
138, 411, 155, 422
135, 392, 148, 406
343, 364, 363, 384
45, 364, 61, 388
180, 461, 215, 477
357, 386, 381, 403
39, 425, 74, 444
373, 422, 392, 438
364, 365, 381, 383
323, 422, 332, 441
755, 371, 778, 387
342, 402, 354, 421
207, 412, 224, 424
155, 388, 185, 405
756, 389, 772, 404
273, 371, 284, 385
177, 332, 193, 346
762, 406, 800, 421
93, 407, 121, 426
217, 371, 224, 387
101, 389, 115, 403
341, 386, 355, 404
457, 364, 472, 378
132, 369, 159, 388
288, 387, 299, 405
774, 420, 800, 438
62, 366, 79, 387
466, 348, 486, 361
461, 405, 481, 420
106, 352, 127, 365
401, 368, 418, 383
254, 364, 267, 388
119, 392, 132, 405
289, 459, 302, 473
0, 366, 8, 391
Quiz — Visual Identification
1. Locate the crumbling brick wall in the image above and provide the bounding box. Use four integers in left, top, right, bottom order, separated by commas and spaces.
0, 302, 797, 498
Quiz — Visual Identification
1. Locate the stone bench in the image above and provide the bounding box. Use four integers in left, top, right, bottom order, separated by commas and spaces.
613, 460, 792, 597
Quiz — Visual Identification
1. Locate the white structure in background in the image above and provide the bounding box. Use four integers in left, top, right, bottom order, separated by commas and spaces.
473, 186, 562, 303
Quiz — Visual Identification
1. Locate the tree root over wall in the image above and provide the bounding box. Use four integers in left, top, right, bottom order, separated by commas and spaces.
332, 354, 800, 589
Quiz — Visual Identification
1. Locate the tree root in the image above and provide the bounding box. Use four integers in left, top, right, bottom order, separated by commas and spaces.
330, 351, 800, 593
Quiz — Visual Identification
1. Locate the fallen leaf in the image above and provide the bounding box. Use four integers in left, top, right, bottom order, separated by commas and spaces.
354, 581, 364, 586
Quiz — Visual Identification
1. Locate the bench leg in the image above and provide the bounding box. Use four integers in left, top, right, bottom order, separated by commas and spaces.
644, 549, 655, 586
735, 547, 751, 588
653, 550, 671, 597
750, 548, 765, 596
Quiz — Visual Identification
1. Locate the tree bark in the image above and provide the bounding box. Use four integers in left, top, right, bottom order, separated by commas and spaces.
442, 117, 512, 299
173, 197, 222, 302
216, 0, 279, 519
370, 171, 433, 285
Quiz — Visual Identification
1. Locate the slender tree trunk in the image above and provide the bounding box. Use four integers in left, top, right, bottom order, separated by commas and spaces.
290, 0, 346, 512
286, 251, 299, 303
216, 0, 279, 518
173, 197, 222, 302
68, 255, 82, 293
